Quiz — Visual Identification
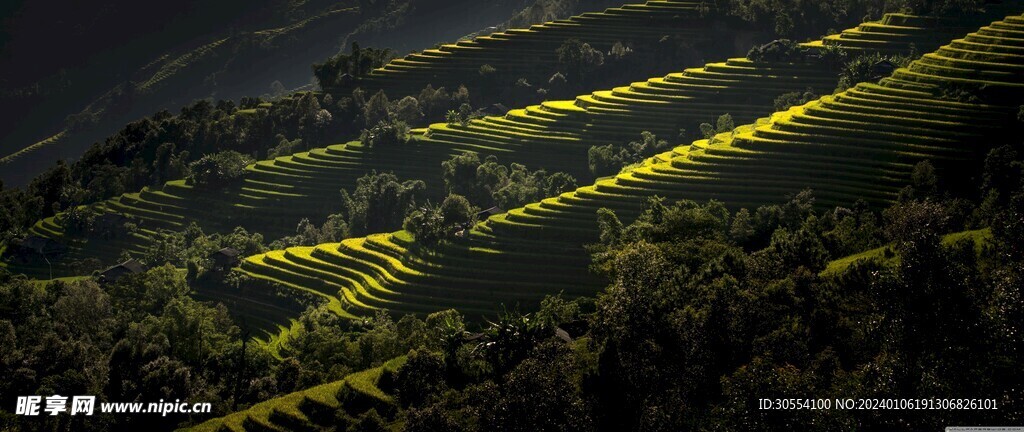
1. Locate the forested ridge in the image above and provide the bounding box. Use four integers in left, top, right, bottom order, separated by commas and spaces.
1, 0, 1022, 430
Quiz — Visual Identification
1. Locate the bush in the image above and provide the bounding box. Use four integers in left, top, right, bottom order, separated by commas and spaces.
746, 39, 805, 63
440, 194, 473, 226
556, 38, 604, 84
342, 171, 425, 236
836, 52, 910, 92
404, 203, 446, 245
359, 120, 409, 148
394, 96, 423, 124
588, 131, 668, 177
186, 151, 253, 189
774, 89, 818, 111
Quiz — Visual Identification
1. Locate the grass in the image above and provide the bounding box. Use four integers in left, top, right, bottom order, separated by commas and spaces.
235, 13, 1024, 326
821, 228, 993, 276
7, 9, 1022, 344
13, 9, 976, 281
0, 131, 65, 164
184, 356, 406, 432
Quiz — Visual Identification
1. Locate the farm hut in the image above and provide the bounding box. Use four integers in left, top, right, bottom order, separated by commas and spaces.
475, 206, 504, 221
99, 259, 146, 283
208, 247, 241, 271
871, 60, 897, 79
483, 103, 509, 116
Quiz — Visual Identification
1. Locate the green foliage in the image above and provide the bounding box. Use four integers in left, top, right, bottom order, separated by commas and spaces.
404, 201, 447, 245
479, 63, 497, 77
186, 151, 254, 189
272, 214, 350, 249
440, 194, 474, 226
580, 183, 1023, 429
402, 193, 478, 245
836, 52, 911, 91
746, 39, 806, 62
442, 152, 577, 209
267, 135, 304, 159
363, 90, 391, 128
395, 347, 447, 407
359, 120, 410, 148
938, 81, 986, 103
474, 308, 550, 375
143, 223, 266, 268
349, 408, 388, 432
418, 85, 453, 120
477, 341, 594, 431
0, 267, 276, 430
698, 113, 737, 139
587, 131, 669, 177
773, 88, 818, 111
313, 42, 394, 89
556, 38, 604, 84
394, 96, 424, 124
341, 171, 425, 237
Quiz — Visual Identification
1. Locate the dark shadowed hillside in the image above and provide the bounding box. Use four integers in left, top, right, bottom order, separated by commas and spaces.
0, 0, 539, 186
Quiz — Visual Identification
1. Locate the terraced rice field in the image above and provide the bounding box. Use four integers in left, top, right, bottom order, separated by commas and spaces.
9, 10, 977, 281
187, 356, 405, 432
242, 14, 1024, 323
343, 0, 721, 97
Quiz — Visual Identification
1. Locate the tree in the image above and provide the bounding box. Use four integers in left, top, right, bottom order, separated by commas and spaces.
442, 152, 488, 204
836, 52, 911, 92
440, 194, 473, 226
774, 89, 818, 111
363, 90, 391, 128
545, 172, 577, 197
395, 347, 447, 407
394, 96, 423, 124
478, 341, 594, 432
341, 171, 425, 236
186, 151, 253, 189
588, 132, 668, 177
746, 39, 805, 62
556, 39, 604, 85
360, 120, 409, 148
404, 202, 446, 245
418, 85, 451, 120
716, 113, 735, 133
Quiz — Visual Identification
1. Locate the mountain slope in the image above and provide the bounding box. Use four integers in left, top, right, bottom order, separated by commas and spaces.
6, 7, 1007, 284
241, 13, 1024, 322
186, 356, 405, 432
0, 0, 535, 186
6, 0, 778, 277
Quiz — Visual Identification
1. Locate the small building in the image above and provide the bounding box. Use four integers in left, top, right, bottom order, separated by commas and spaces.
15, 235, 67, 256
208, 247, 241, 271
871, 60, 897, 80
99, 259, 146, 283
482, 103, 509, 116
475, 206, 504, 222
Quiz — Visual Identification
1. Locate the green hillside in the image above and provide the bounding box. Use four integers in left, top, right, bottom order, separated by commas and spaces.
186, 356, 406, 432
5, 8, 988, 280
820, 227, 992, 275
239, 13, 1024, 325
0, 0, 540, 187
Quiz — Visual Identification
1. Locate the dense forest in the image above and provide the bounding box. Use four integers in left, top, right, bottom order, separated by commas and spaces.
3, 148, 1022, 430
1, 0, 1022, 430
